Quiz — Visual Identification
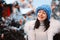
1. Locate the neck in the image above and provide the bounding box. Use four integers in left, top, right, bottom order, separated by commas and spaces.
39, 20, 44, 23
39, 21, 44, 26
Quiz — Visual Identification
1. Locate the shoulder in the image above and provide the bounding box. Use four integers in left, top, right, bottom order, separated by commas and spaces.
25, 20, 36, 26
24, 20, 36, 30
47, 18, 60, 36
50, 18, 60, 27
24, 20, 36, 33
48, 18, 60, 33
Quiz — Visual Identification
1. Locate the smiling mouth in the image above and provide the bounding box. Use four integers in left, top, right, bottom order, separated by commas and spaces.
40, 17, 44, 19
38, 15, 44, 19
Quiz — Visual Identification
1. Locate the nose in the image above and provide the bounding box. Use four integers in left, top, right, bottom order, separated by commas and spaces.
39, 13, 43, 16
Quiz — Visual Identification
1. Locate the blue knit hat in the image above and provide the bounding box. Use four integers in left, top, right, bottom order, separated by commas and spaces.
36, 5, 52, 20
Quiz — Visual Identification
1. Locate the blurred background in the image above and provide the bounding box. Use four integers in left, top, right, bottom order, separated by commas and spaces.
0, 0, 60, 40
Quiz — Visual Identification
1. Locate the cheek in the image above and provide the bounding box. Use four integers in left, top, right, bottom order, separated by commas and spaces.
43, 14, 47, 18
43, 15, 47, 19
37, 17, 41, 21
45, 15, 47, 18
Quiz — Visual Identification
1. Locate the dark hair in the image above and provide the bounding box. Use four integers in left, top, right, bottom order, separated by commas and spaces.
34, 18, 50, 31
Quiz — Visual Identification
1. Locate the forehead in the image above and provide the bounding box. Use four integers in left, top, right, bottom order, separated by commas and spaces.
38, 10, 46, 13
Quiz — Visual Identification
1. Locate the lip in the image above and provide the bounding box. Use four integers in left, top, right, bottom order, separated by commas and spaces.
39, 16, 45, 18
40, 17, 44, 18
38, 16, 44, 19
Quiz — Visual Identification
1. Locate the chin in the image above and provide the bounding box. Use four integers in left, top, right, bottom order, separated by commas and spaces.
39, 18, 45, 21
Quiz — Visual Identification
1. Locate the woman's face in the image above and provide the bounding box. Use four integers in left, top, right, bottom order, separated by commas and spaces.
37, 10, 47, 21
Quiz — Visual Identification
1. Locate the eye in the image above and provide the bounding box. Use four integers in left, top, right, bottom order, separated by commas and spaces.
43, 12, 46, 14
43, 12, 45, 14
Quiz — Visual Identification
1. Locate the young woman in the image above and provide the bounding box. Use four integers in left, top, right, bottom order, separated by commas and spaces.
24, 5, 51, 40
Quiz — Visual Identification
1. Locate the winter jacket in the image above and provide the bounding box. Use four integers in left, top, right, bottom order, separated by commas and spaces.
24, 20, 48, 40
24, 18, 60, 40
47, 18, 60, 40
